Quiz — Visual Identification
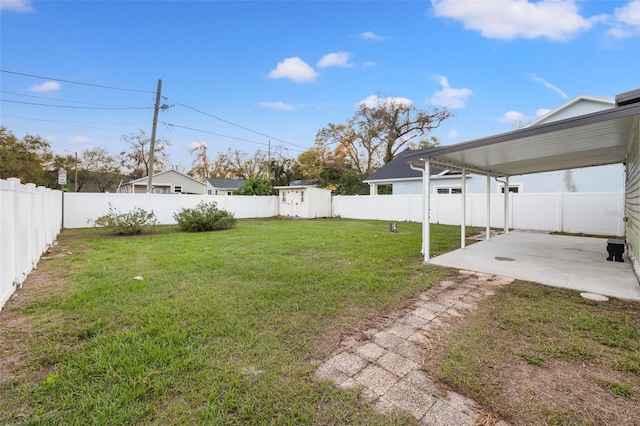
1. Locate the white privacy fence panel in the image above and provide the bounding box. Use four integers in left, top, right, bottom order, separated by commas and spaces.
332, 194, 423, 222
64, 193, 279, 228
333, 192, 625, 236
0, 178, 61, 310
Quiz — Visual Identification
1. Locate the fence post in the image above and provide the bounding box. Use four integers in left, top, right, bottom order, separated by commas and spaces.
556, 191, 563, 233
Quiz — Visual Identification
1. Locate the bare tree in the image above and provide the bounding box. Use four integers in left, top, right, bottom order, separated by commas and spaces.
211, 149, 268, 179
119, 130, 170, 179
316, 97, 451, 174
187, 140, 210, 181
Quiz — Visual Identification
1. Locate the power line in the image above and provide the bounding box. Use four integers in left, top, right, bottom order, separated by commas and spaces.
161, 121, 304, 153
1, 99, 154, 110
0, 90, 154, 108
0, 69, 156, 94
164, 96, 309, 150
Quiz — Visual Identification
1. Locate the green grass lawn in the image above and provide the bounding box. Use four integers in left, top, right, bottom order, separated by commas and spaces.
428, 281, 640, 425
0, 219, 473, 425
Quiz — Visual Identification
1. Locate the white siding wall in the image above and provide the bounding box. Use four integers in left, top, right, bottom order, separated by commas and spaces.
625, 117, 640, 272
0, 178, 61, 310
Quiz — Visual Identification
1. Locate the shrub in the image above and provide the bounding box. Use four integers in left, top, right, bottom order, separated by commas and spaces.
92, 204, 158, 235
235, 178, 272, 195
173, 201, 237, 232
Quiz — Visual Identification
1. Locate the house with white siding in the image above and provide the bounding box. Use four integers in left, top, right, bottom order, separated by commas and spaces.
365, 95, 624, 195
119, 170, 206, 194
205, 178, 246, 195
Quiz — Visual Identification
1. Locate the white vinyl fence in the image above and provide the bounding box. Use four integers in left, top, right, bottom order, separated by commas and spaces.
0, 178, 61, 310
333, 191, 625, 236
0, 185, 626, 311
63, 193, 279, 229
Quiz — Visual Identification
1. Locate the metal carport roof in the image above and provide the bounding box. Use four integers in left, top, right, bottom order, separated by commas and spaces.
403, 95, 640, 177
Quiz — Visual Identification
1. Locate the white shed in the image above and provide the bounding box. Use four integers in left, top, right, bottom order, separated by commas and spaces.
274, 185, 332, 218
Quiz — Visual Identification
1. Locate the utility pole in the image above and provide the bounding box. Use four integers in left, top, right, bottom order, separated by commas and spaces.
268, 139, 271, 182
74, 151, 78, 192
147, 79, 162, 193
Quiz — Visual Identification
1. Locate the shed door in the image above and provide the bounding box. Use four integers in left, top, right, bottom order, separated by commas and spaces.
281, 190, 302, 217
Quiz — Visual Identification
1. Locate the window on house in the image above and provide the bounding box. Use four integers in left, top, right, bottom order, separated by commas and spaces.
498, 184, 521, 193
174, 185, 182, 193
207, 189, 212, 195
227, 191, 232, 196
301, 191, 304, 203
282, 192, 286, 202
435, 186, 462, 194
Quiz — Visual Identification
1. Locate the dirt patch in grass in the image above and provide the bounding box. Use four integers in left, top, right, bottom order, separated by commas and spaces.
422, 281, 640, 425
0, 235, 80, 384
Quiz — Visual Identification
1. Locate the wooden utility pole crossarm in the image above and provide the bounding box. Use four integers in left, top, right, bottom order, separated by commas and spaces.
147, 79, 163, 193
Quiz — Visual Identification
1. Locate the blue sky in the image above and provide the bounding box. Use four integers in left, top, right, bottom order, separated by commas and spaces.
1, 0, 639, 170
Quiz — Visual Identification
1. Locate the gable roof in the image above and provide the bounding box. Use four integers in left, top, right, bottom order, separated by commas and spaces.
206, 178, 246, 190
126, 169, 204, 185
525, 94, 614, 128
402, 89, 640, 177
364, 149, 452, 182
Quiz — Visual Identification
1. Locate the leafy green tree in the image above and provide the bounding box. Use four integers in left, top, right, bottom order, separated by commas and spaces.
81, 147, 123, 192
316, 159, 369, 195
235, 178, 273, 195
0, 127, 53, 186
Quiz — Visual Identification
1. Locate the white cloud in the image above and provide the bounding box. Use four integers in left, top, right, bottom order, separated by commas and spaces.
430, 76, 472, 108
359, 31, 389, 41
607, 0, 640, 38
431, 0, 592, 41
362, 61, 376, 67
258, 101, 297, 111
70, 135, 90, 143
527, 73, 568, 99
536, 108, 552, 117
267, 57, 318, 84
448, 130, 459, 138
0, 0, 34, 12
188, 140, 207, 150
616, 0, 640, 25
318, 52, 354, 68
503, 110, 525, 123
29, 81, 61, 93
359, 94, 413, 108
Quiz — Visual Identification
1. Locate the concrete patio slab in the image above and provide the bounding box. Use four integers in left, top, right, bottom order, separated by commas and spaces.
428, 231, 640, 301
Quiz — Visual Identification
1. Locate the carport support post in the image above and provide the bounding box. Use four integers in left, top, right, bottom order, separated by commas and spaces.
486, 174, 490, 240
504, 176, 509, 234
424, 159, 431, 262
461, 167, 466, 249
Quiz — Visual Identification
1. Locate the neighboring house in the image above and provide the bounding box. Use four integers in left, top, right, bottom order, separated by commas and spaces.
365, 95, 624, 194
119, 170, 206, 194
205, 178, 246, 195
364, 149, 463, 195
274, 183, 332, 218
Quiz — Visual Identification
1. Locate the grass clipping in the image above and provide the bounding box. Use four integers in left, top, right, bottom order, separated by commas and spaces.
423, 281, 640, 425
